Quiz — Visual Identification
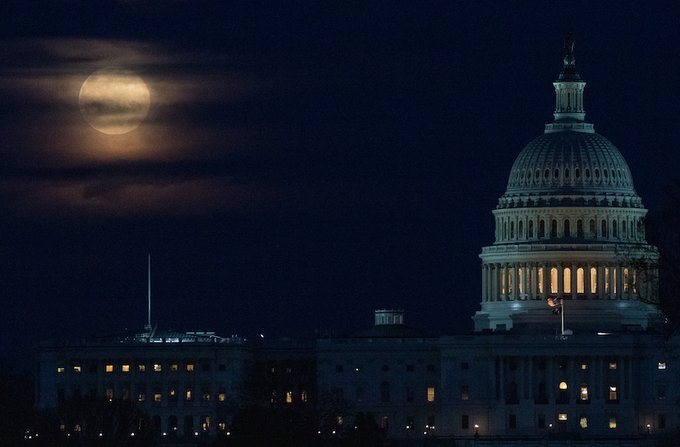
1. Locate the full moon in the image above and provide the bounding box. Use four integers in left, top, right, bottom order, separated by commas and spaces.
79, 68, 150, 135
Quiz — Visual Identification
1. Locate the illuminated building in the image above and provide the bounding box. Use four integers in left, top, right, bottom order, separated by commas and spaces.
36, 329, 251, 438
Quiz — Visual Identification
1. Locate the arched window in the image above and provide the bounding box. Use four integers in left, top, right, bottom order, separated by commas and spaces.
518, 221, 524, 239
590, 267, 597, 294
550, 268, 558, 294
551, 220, 558, 238
539, 220, 545, 238
563, 268, 572, 294
538, 268, 544, 294
564, 220, 570, 237
577, 268, 585, 294
503, 221, 507, 240
507, 268, 514, 295
623, 268, 629, 292
601, 220, 608, 238
528, 220, 534, 238
577, 220, 584, 238
621, 220, 627, 239
612, 220, 618, 238
559, 381, 568, 390
510, 221, 515, 239
380, 381, 391, 403
589, 220, 596, 238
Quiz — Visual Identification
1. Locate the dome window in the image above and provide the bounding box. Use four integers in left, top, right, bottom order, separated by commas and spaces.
617, 169, 622, 178
551, 220, 558, 238
603, 169, 608, 179
539, 220, 545, 238
544, 169, 550, 180
575, 168, 580, 179
601, 220, 608, 238
585, 169, 590, 179
554, 169, 559, 179
528, 221, 534, 238
527, 171, 532, 180
565, 168, 570, 179
576, 220, 583, 238
594, 169, 600, 179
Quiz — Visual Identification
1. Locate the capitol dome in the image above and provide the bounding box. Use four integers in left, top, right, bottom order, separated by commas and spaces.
473, 36, 660, 333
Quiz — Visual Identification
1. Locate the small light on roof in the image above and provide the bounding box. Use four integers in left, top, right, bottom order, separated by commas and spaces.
260, 334, 264, 338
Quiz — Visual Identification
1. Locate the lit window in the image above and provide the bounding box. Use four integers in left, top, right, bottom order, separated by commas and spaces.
74, 424, 81, 432
154, 392, 162, 402
218, 392, 226, 402
121, 364, 130, 373
558, 413, 568, 421
170, 363, 178, 372
658, 361, 667, 370
576, 268, 585, 293
169, 388, 176, 397
580, 386, 589, 400
138, 364, 146, 372
73, 365, 82, 373
203, 391, 211, 401
550, 268, 558, 294
105, 364, 114, 373
186, 363, 195, 372
559, 381, 568, 390
590, 268, 597, 293
202, 416, 210, 431
608, 361, 617, 370
137, 390, 146, 402
57, 367, 65, 373
461, 385, 469, 401
427, 387, 435, 402
563, 268, 571, 293
218, 422, 226, 431
609, 386, 618, 401
153, 363, 162, 372
609, 417, 617, 429
106, 388, 114, 401
185, 389, 192, 401
286, 391, 293, 404
579, 416, 588, 429
580, 362, 588, 370
301, 390, 308, 402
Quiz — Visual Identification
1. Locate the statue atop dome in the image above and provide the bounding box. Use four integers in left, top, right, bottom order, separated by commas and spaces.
558, 33, 581, 81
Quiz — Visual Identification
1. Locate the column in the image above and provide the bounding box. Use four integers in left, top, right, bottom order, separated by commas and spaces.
597, 265, 605, 300
571, 263, 577, 300
584, 264, 591, 300
512, 264, 518, 301
482, 265, 488, 302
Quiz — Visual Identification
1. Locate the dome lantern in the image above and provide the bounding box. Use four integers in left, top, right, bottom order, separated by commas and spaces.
547, 34, 592, 133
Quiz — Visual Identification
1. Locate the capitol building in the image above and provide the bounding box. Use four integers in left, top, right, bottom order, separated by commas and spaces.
36, 38, 679, 445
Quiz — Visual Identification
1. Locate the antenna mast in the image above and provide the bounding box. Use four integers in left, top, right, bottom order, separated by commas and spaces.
145, 254, 152, 331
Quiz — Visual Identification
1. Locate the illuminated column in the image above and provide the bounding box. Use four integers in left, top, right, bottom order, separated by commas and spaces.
530, 264, 537, 300
557, 265, 564, 296
541, 264, 548, 301
571, 262, 577, 300
597, 265, 605, 300
512, 264, 518, 300
616, 266, 623, 300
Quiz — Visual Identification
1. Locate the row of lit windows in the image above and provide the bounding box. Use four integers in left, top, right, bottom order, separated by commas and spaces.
56, 362, 228, 374
497, 217, 643, 242
497, 266, 637, 296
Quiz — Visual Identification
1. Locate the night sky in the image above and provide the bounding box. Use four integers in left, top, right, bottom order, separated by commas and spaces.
1, 1, 680, 369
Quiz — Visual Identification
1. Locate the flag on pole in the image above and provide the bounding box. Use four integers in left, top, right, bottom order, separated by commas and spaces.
547, 297, 562, 315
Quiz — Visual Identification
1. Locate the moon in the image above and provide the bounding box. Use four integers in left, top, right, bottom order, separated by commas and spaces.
79, 68, 150, 135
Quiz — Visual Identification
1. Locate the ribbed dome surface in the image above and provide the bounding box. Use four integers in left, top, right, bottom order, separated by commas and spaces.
504, 131, 636, 196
